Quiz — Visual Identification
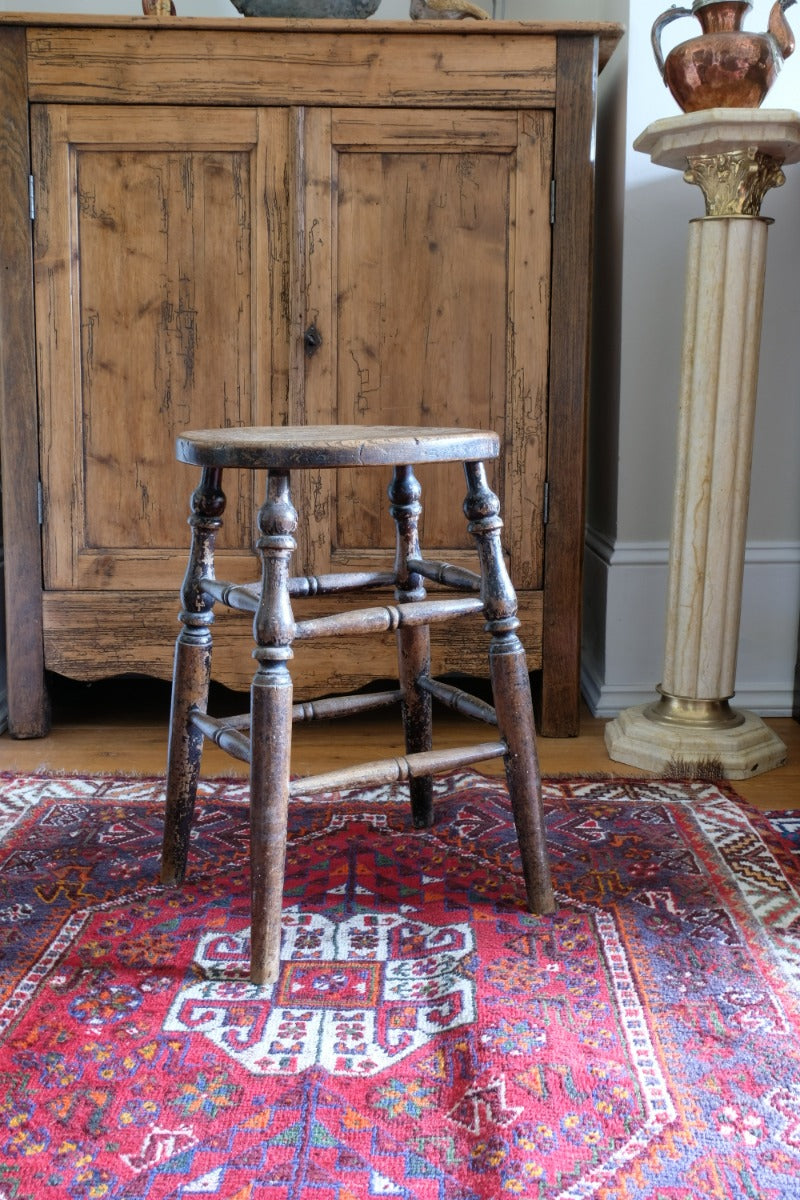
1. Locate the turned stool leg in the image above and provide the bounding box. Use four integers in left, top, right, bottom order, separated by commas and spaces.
389, 465, 434, 828
249, 469, 297, 986
464, 460, 555, 915
162, 467, 226, 887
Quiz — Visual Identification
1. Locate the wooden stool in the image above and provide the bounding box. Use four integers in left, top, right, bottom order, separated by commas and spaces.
161, 425, 555, 984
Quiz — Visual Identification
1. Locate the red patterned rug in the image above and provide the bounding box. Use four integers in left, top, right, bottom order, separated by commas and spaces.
1, 769, 799, 1199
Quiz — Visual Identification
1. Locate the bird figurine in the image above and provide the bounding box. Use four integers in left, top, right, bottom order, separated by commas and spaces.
410, 0, 490, 19
142, 0, 177, 14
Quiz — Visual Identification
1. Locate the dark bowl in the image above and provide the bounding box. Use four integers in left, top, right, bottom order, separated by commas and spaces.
231, 0, 382, 15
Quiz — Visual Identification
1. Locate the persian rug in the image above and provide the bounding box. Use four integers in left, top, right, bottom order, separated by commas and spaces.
0, 769, 799, 1200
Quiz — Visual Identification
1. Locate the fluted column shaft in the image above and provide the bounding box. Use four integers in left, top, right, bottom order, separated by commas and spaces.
662, 216, 768, 702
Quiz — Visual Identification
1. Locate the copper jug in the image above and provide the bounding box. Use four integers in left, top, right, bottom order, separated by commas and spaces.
651, 0, 796, 111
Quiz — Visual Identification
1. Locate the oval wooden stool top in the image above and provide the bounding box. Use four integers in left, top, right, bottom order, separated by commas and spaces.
176, 425, 500, 470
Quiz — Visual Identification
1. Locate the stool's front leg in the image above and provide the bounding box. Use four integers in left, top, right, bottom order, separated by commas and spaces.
464, 460, 555, 915
250, 469, 297, 985
389, 465, 434, 828
162, 466, 225, 888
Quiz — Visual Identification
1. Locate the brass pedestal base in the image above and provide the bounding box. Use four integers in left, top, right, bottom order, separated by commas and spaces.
605, 700, 787, 780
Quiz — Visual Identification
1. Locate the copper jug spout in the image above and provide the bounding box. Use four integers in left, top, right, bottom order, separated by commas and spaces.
768, 0, 796, 59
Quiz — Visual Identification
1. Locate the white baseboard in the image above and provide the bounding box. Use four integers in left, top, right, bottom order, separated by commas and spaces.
582, 531, 800, 718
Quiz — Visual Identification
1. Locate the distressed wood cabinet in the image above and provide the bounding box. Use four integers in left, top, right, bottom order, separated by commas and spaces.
0, 14, 620, 738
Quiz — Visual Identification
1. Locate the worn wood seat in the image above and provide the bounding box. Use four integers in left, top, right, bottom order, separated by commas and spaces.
176, 424, 501, 469
162, 424, 555, 985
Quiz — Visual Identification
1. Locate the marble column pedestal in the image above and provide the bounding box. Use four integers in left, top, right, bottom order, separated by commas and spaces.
606, 110, 800, 779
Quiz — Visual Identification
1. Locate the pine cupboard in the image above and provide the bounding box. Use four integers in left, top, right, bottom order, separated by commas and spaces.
0, 15, 621, 739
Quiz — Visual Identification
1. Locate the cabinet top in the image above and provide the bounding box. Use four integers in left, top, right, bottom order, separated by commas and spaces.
0, 14, 622, 107
0, 14, 622, 70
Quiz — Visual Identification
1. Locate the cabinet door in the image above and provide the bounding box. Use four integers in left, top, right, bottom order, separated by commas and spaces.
32, 105, 292, 592
301, 108, 552, 590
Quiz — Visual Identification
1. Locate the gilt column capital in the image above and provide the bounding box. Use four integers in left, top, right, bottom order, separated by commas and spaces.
683, 146, 785, 216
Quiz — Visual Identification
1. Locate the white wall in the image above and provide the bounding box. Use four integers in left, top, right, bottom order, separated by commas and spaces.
600, 2, 799, 718
619, 4, 800, 542
506, 3, 800, 718
506, 0, 800, 719
2, 0, 799, 720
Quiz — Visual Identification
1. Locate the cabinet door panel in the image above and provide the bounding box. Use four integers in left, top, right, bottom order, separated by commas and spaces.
303, 108, 552, 589
33, 105, 291, 590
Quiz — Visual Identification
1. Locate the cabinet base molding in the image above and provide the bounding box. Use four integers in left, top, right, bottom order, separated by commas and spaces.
42, 591, 544, 699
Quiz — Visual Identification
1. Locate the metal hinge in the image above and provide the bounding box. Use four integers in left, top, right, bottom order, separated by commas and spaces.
29, 174, 35, 221
37, 480, 43, 525
550, 179, 555, 225
543, 480, 550, 525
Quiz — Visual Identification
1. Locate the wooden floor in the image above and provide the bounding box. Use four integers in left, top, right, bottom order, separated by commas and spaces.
1, 675, 798, 812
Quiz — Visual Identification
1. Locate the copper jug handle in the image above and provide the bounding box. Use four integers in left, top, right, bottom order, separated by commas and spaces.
651, 5, 694, 78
